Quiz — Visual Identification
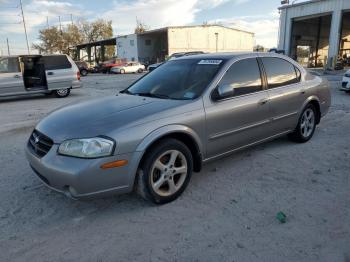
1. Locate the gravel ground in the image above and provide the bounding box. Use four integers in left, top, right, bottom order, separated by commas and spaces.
0, 73, 349, 262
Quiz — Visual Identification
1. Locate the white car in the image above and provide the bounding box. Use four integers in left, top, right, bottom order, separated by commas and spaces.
110, 62, 145, 74
341, 69, 350, 92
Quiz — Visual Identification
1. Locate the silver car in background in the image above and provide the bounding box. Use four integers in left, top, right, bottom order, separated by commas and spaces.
25, 52, 331, 204
110, 62, 145, 74
0, 54, 81, 98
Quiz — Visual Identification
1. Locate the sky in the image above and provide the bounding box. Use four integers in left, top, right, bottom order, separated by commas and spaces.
0, 0, 284, 55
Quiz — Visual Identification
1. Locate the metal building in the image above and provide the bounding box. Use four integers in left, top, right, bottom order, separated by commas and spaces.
116, 25, 254, 64
278, 0, 350, 68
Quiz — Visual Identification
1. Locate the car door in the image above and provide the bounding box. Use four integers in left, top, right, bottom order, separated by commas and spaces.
0, 56, 25, 96
204, 57, 272, 158
127, 63, 136, 73
259, 56, 305, 133
43, 55, 73, 89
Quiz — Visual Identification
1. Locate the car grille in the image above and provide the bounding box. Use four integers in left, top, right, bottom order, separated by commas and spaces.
342, 82, 348, 88
28, 130, 54, 158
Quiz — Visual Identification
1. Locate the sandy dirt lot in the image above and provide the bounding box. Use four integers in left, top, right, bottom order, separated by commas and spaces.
0, 73, 349, 262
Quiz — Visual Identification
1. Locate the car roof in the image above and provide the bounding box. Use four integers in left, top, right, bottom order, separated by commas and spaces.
1, 54, 67, 58
175, 52, 289, 61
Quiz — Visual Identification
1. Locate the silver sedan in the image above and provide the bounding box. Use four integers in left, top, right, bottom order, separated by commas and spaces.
26, 53, 331, 204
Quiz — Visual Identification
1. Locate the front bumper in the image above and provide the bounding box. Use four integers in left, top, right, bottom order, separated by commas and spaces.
25, 144, 142, 199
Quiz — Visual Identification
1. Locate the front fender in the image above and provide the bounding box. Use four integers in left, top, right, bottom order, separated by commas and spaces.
135, 124, 203, 154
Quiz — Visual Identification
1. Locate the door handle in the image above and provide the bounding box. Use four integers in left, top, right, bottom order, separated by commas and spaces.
300, 89, 306, 94
258, 98, 269, 105
14, 75, 21, 78
47, 72, 54, 75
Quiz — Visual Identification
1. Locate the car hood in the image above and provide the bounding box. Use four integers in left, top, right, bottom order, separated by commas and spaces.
36, 94, 186, 143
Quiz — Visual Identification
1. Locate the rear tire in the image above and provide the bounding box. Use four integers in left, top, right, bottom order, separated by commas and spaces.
288, 104, 317, 143
136, 139, 193, 204
54, 88, 70, 98
137, 68, 143, 73
80, 69, 88, 76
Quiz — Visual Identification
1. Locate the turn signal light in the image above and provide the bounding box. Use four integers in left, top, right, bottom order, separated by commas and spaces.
100, 160, 128, 169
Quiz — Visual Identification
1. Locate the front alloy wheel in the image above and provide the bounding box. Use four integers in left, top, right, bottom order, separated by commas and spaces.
136, 139, 193, 204
150, 150, 188, 197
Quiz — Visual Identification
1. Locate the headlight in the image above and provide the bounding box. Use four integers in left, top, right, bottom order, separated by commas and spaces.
345, 73, 350, 78
58, 137, 115, 158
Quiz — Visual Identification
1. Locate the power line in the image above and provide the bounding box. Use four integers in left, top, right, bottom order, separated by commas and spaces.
0, 14, 21, 16
0, 5, 19, 9
0, 22, 22, 25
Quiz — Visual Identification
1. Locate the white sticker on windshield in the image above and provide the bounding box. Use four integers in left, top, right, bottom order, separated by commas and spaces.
198, 59, 223, 65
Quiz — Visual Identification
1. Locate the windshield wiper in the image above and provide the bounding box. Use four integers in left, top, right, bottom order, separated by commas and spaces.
120, 89, 133, 94
133, 92, 171, 99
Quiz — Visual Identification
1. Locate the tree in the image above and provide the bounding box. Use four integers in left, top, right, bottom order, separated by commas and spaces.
78, 19, 113, 42
254, 45, 265, 52
78, 19, 114, 60
135, 19, 149, 34
32, 27, 63, 54
32, 19, 114, 59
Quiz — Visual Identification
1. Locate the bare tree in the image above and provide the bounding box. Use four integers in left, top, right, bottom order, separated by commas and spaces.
33, 19, 114, 58
135, 19, 149, 34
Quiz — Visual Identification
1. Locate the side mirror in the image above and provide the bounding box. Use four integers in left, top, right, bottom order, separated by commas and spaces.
215, 84, 234, 99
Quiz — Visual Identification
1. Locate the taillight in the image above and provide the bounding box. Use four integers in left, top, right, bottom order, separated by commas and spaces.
77, 71, 81, 80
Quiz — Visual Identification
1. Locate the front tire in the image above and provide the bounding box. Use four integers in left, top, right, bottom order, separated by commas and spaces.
54, 88, 70, 98
136, 139, 193, 204
288, 104, 317, 143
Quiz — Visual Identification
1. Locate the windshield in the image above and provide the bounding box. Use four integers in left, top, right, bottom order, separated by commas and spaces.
125, 58, 225, 100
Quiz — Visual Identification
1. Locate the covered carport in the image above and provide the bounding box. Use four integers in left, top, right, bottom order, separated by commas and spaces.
75, 37, 116, 65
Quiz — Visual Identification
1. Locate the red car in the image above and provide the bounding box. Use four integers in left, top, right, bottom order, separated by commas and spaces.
101, 58, 127, 73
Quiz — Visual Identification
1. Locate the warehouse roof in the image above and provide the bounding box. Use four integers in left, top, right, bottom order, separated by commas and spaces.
279, 0, 323, 10
137, 24, 254, 36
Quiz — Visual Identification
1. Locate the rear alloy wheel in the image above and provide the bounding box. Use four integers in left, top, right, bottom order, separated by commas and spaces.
54, 88, 70, 98
120, 69, 125, 74
288, 104, 317, 143
80, 69, 88, 76
137, 139, 193, 204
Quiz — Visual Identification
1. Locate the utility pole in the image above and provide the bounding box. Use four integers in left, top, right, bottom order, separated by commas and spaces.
46, 16, 49, 29
215, 32, 219, 52
6, 38, 10, 55
58, 15, 62, 32
70, 14, 73, 25
19, 0, 30, 54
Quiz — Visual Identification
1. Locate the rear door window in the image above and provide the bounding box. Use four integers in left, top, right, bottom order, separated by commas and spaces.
261, 57, 300, 88
43, 55, 72, 70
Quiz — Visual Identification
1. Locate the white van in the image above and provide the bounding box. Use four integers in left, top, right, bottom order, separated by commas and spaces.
0, 54, 82, 98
